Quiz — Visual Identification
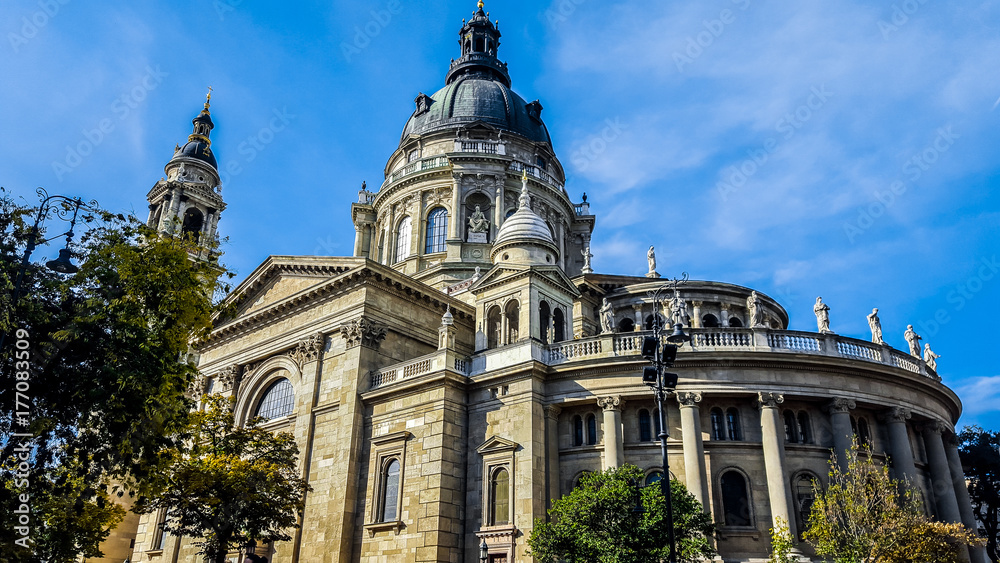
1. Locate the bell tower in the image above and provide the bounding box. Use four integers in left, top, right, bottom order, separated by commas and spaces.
146, 89, 226, 261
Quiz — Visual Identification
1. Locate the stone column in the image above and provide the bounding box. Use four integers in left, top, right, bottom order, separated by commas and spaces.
880, 407, 918, 483
719, 304, 731, 327
598, 396, 624, 469
945, 433, 988, 563
544, 405, 562, 511
826, 398, 856, 471
494, 178, 504, 234
449, 173, 462, 240
632, 304, 643, 332
922, 422, 963, 523
758, 392, 797, 538
691, 301, 703, 328
677, 392, 710, 510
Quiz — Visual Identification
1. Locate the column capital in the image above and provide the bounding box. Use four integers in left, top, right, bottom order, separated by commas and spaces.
919, 419, 951, 435
720, 303, 732, 312
597, 396, 623, 412
288, 332, 325, 368
691, 300, 704, 307
826, 397, 856, 414
757, 392, 784, 409
676, 392, 703, 407
544, 404, 562, 419
879, 406, 912, 423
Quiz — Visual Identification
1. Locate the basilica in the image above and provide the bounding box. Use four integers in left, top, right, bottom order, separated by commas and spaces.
100, 3, 981, 563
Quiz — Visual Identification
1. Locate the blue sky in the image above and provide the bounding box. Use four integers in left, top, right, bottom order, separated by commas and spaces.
2, 0, 998, 429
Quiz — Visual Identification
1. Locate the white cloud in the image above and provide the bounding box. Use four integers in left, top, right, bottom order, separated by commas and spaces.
955, 376, 1000, 418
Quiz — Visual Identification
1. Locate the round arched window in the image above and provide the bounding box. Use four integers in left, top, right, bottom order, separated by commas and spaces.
254, 378, 294, 420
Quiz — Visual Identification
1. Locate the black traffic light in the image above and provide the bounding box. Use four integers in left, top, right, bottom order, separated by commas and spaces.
663, 372, 679, 389
642, 367, 658, 384
661, 344, 678, 366
641, 336, 657, 359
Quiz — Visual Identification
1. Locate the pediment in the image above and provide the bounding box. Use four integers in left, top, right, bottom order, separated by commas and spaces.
470, 263, 581, 298
224, 256, 365, 319
477, 435, 519, 455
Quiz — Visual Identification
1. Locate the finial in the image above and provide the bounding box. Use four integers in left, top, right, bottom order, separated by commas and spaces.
204, 86, 213, 110
521, 168, 528, 183
519, 172, 530, 208
478, 0, 484, 9
582, 192, 588, 202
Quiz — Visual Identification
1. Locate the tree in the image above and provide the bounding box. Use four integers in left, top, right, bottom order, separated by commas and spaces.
768, 517, 800, 563
1, 188, 227, 561
959, 426, 1000, 562
804, 443, 981, 563
527, 464, 715, 563
136, 394, 310, 563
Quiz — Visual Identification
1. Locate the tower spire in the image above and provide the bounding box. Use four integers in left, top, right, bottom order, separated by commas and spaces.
447, 0, 509, 86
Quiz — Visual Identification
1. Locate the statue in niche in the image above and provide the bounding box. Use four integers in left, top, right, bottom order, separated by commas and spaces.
923, 343, 940, 371
747, 291, 765, 328
468, 205, 490, 233
904, 324, 922, 358
813, 297, 833, 334
867, 308, 884, 345
599, 298, 615, 334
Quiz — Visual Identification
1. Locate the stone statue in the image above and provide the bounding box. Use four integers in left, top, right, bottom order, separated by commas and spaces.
599, 298, 614, 334
581, 246, 593, 274
670, 289, 689, 327
813, 297, 833, 334
747, 291, 765, 328
647, 246, 656, 272
867, 308, 884, 345
903, 324, 922, 358
468, 205, 490, 233
923, 343, 940, 371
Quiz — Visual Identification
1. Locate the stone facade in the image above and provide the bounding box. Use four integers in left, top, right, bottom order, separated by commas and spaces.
104, 4, 984, 563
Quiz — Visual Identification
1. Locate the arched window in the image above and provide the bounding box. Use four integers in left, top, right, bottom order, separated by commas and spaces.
486, 306, 502, 349
726, 408, 742, 441
638, 409, 652, 442
380, 458, 401, 522
536, 156, 547, 170
394, 216, 412, 263
794, 473, 817, 537
711, 408, 725, 440
728, 317, 744, 328
645, 314, 664, 331
784, 410, 799, 443
573, 415, 584, 447
181, 208, 204, 237
797, 411, 812, 444
586, 414, 597, 445
702, 313, 720, 328
254, 378, 294, 420
424, 207, 447, 254
619, 318, 635, 332
505, 208, 516, 219
857, 417, 872, 447
850, 416, 859, 438
505, 300, 519, 344
721, 470, 752, 527
645, 471, 663, 486
652, 409, 661, 440
539, 301, 551, 345
490, 468, 510, 525
553, 308, 565, 342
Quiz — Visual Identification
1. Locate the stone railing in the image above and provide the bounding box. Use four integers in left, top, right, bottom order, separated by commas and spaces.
454, 139, 506, 155
542, 328, 939, 380
380, 155, 450, 191
368, 349, 468, 390
574, 202, 591, 216
507, 160, 563, 190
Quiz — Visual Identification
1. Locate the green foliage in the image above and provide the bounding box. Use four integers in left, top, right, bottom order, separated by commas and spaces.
136, 394, 311, 563
768, 517, 799, 563
958, 426, 999, 562
804, 443, 981, 563
527, 464, 715, 563
0, 188, 229, 561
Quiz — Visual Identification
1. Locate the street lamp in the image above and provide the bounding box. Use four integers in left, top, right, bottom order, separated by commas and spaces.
641, 273, 691, 563
479, 538, 489, 562
0, 187, 96, 353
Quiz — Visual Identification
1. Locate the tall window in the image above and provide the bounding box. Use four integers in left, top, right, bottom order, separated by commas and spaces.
425, 207, 447, 254
490, 468, 510, 525
711, 408, 725, 440
794, 474, 817, 537
573, 415, 584, 446
539, 301, 551, 345
505, 300, 519, 344
487, 306, 502, 349
152, 509, 168, 550
181, 208, 204, 236
586, 414, 597, 445
784, 410, 799, 443
380, 458, 401, 522
726, 408, 742, 441
857, 417, 872, 447
255, 378, 294, 420
638, 409, 652, 442
553, 308, 565, 342
721, 470, 752, 527
652, 409, 661, 440
394, 216, 411, 263
797, 411, 812, 444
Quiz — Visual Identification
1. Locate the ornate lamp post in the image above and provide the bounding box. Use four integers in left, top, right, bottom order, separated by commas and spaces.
0, 187, 96, 353
641, 273, 691, 563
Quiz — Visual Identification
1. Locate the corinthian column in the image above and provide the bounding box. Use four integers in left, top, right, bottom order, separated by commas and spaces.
598, 396, 624, 469
944, 433, 988, 563
880, 407, 918, 483
922, 421, 963, 524
677, 392, 709, 510
758, 392, 797, 538
826, 397, 856, 471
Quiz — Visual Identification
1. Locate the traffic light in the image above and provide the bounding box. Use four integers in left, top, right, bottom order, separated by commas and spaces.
663, 372, 679, 389
642, 367, 658, 384
641, 336, 657, 359
661, 344, 678, 366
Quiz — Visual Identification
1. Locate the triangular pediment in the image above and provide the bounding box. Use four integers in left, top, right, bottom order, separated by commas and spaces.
477, 435, 519, 455
470, 263, 581, 298
225, 256, 365, 318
